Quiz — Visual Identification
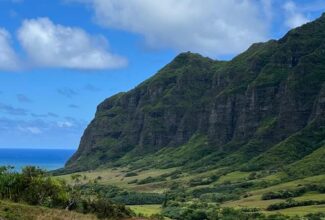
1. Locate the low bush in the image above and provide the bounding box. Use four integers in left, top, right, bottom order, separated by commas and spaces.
124, 172, 138, 177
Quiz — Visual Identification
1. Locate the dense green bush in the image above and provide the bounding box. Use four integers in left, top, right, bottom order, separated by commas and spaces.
200, 193, 240, 203
188, 175, 219, 187
262, 184, 325, 200
262, 188, 306, 200
0, 166, 68, 208
190, 181, 254, 198
124, 172, 138, 177
267, 199, 325, 211
73, 198, 131, 219
137, 176, 166, 184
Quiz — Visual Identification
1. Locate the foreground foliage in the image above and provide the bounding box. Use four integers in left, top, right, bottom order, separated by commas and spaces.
0, 166, 131, 219
0, 200, 98, 220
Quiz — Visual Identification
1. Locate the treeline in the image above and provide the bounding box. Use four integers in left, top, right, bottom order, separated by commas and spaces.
267, 199, 325, 211
0, 166, 131, 219
262, 184, 325, 200
162, 201, 325, 220
262, 188, 306, 200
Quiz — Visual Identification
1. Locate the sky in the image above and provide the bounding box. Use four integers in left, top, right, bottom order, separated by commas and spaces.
0, 0, 324, 149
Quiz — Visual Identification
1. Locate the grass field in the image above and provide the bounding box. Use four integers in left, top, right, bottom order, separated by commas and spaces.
57, 167, 325, 218
128, 205, 162, 217
216, 171, 250, 184
222, 174, 325, 215
265, 205, 325, 216
0, 200, 98, 220
58, 167, 176, 193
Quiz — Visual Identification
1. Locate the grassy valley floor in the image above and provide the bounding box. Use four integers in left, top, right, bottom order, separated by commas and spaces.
56, 167, 325, 218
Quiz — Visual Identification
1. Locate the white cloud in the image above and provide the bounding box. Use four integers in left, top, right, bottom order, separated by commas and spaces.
261, 0, 273, 22
57, 121, 74, 128
17, 17, 127, 70
284, 1, 310, 28
86, 0, 268, 57
0, 28, 20, 71
18, 126, 42, 135
0, 117, 87, 148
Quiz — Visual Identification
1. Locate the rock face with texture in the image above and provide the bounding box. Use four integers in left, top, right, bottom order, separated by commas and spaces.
65, 14, 325, 173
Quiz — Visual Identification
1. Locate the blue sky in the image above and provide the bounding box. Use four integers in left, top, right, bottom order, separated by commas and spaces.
0, 0, 324, 149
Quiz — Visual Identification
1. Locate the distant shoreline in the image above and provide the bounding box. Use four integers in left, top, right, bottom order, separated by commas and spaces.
0, 147, 76, 150
0, 148, 75, 171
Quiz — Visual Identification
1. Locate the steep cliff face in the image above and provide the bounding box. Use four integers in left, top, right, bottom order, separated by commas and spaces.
65, 14, 325, 172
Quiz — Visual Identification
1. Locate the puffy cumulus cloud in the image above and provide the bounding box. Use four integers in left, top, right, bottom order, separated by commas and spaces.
284, 1, 310, 28
87, 0, 268, 57
0, 28, 21, 71
17, 17, 127, 70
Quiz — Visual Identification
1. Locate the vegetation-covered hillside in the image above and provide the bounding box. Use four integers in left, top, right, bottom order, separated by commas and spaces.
66, 13, 325, 175
54, 13, 325, 220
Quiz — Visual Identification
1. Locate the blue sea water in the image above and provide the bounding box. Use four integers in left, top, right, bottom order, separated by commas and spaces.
0, 148, 75, 171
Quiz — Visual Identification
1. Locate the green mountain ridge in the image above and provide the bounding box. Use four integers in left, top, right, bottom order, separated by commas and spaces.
64, 13, 325, 178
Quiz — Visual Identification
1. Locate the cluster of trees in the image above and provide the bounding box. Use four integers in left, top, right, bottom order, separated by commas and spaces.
0, 166, 68, 207
199, 193, 240, 203
163, 201, 325, 220
77, 183, 165, 205
136, 176, 167, 185
267, 199, 325, 211
262, 188, 307, 200
0, 166, 131, 219
161, 201, 312, 220
189, 181, 254, 198
262, 184, 325, 200
188, 175, 219, 187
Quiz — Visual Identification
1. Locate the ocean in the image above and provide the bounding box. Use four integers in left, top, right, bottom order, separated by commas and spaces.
0, 148, 75, 171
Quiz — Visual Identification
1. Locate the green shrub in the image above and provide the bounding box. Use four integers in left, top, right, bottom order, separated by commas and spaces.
0, 166, 131, 219
124, 172, 138, 177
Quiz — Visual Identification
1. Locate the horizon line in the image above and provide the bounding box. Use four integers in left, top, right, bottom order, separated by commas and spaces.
0, 147, 77, 150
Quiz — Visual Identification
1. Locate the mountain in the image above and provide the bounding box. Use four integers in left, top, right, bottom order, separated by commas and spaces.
64, 14, 325, 175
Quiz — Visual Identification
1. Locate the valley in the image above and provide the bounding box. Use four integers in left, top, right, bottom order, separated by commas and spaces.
57, 166, 325, 218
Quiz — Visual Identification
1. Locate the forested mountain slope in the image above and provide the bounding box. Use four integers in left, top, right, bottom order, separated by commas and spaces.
65, 13, 325, 175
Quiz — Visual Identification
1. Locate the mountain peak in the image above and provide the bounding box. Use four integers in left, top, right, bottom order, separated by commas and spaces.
166, 51, 214, 69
